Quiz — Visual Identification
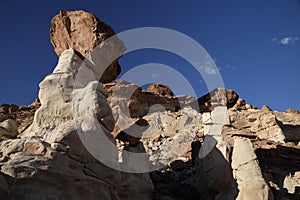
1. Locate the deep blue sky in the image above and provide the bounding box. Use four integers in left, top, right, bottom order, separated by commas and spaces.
0, 0, 299, 111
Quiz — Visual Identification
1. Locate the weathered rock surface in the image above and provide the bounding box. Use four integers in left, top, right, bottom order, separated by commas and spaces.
0, 119, 18, 138
22, 49, 81, 138
0, 99, 40, 134
0, 134, 121, 200
0, 47, 153, 200
1, 9, 300, 200
190, 88, 240, 112
3, 77, 300, 200
0, 48, 123, 199
145, 107, 201, 166
103, 80, 182, 137
232, 137, 273, 200
50, 10, 125, 83
228, 109, 286, 143
147, 83, 174, 98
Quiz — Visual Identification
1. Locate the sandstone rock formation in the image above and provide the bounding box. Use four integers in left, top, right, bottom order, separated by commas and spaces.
0, 48, 124, 199
232, 138, 273, 200
1, 9, 300, 200
190, 88, 240, 112
50, 10, 126, 83
146, 83, 174, 98
0, 99, 40, 135
103, 80, 181, 137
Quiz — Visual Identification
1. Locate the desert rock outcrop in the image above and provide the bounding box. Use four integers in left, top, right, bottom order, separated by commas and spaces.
1, 10, 300, 200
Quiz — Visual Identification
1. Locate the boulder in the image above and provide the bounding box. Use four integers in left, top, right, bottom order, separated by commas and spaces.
104, 80, 181, 137
226, 89, 239, 108
0, 119, 18, 136
50, 10, 126, 83
146, 83, 174, 98
229, 109, 286, 143
261, 105, 272, 111
190, 88, 240, 112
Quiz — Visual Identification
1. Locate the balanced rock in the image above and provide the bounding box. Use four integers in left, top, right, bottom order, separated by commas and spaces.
50, 10, 126, 83
6, 48, 123, 199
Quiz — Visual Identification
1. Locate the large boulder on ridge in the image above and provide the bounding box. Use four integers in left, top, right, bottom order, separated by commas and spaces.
50, 10, 126, 83
146, 83, 174, 98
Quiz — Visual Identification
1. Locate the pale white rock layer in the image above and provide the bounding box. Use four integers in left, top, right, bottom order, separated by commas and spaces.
232, 137, 273, 200
22, 49, 82, 137
283, 171, 300, 194
9, 49, 122, 199
199, 105, 229, 158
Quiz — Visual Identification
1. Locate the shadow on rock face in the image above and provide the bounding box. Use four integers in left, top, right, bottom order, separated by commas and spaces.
149, 136, 238, 200
256, 145, 300, 199
0, 173, 9, 200
192, 139, 238, 199
150, 142, 201, 200
189, 88, 240, 113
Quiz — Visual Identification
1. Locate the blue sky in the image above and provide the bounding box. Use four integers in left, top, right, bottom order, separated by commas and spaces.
0, 0, 299, 111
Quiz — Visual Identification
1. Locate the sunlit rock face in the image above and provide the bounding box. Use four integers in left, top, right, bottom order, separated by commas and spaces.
0, 47, 123, 200
50, 10, 125, 83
